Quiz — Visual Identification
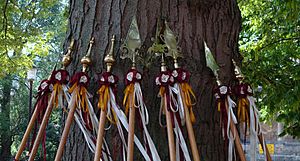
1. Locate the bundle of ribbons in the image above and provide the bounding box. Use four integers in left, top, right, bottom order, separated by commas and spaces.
123, 69, 161, 161
51, 67, 101, 154
97, 71, 128, 160
15, 39, 113, 161
29, 79, 53, 161
68, 71, 105, 153
214, 85, 238, 161
232, 60, 271, 161
171, 67, 200, 161
204, 42, 246, 161
156, 69, 192, 161
150, 19, 201, 161
94, 35, 155, 161
54, 38, 112, 161
171, 68, 196, 125
120, 16, 161, 161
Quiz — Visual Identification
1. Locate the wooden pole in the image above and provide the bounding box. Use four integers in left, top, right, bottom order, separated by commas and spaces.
15, 104, 39, 160
93, 110, 107, 161
258, 128, 272, 161
179, 88, 200, 161
225, 101, 247, 161
28, 93, 55, 161
164, 94, 176, 161
27, 80, 33, 150
54, 91, 77, 161
127, 98, 136, 161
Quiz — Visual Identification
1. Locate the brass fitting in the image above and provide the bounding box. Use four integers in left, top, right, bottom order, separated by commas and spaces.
232, 59, 244, 82
81, 37, 94, 72
62, 39, 74, 69
104, 35, 116, 72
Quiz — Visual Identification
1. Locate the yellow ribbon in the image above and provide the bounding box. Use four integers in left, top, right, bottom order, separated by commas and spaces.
97, 85, 110, 111
180, 83, 197, 124
97, 85, 117, 124
237, 98, 250, 125
123, 83, 135, 115
52, 83, 62, 108
159, 87, 166, 114
217, 101, 221, 112
68, 83, 89, 112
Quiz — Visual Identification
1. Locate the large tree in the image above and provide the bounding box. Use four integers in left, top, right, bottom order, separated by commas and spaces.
61, 0, 241, 160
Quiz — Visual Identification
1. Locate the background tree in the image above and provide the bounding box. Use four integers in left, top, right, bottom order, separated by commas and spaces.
61, 0, 241, 160
239, 0, 300, 137
0, 0, 67, 160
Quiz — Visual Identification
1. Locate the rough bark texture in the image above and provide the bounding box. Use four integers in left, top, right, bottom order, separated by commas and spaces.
0, 76, 12, 161
62, 0, 241, 161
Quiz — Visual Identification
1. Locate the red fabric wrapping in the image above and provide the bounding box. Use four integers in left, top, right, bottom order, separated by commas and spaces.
124, 69, 142, 85
233, 83, 253, 98
69, 72, 90, 87
156, 70, 176, 126
50, 69, 69, 84
172, 68, 190, 83
214, 85, 231, 140
29, 79, 53, 161
70, 72, 94, 136
98, 71, 119, 94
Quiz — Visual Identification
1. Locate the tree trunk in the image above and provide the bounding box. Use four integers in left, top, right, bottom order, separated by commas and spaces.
0, 75, 13, 161
62, 0, 241, 161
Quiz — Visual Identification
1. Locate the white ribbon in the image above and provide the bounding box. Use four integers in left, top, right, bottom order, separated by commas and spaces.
169, 86, 179, 113
61, 85, 112, 161
227, 96, 237, 161
107, 94, 128, 153
134, 83, 161, 161
173, 83, 186, 124
248, 96, 267, 161
168, 84, 192, 161
109, 87, 154, 161
173, 117, 192, 161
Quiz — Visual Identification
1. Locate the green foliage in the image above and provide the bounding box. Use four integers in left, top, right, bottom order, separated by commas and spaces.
0, 0, 68, 160
0, 0, 66, 78
238, 0, 300, 137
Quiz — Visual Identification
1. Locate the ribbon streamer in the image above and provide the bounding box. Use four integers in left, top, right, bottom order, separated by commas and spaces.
29, 79, 53, 161
215, 85, 238, 161
97, 71, 155, 161
234, 83, 267, 161
64, 71, 112, 160
123, 69, 161, 160
156, 70, 192, 161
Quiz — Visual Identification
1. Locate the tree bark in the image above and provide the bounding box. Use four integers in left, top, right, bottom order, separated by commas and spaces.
62, 0, 241, 160
0, 75, 13, 161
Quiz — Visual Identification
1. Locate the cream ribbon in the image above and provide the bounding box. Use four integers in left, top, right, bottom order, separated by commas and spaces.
227, 96, 237, 161
63, 85, 112, 161
169, 85, 192, 161
248, 96, 267, 161
109, 87, 156, 161
134, 83, 161, 160
173, 83, 186, 125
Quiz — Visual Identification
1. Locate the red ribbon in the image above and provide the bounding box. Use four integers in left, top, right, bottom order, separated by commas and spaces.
156, 70, 176, 127
69, 72, 93, 132
30, 79, 52, 161
214, 85, 231, 140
